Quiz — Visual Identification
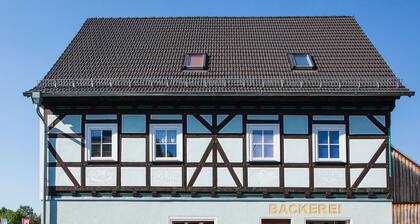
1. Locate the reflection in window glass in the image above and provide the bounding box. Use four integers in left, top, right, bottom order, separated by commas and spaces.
317, 130, 341, 160
90, 129, 113, 158
155, 130, 177, 158
291, 54, 314, 69
252, 130, 274, 159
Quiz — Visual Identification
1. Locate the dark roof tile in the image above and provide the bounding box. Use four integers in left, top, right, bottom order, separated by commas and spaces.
25, 16, 413, 97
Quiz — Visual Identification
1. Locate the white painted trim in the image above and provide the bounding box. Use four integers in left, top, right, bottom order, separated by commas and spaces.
247, 124, 281, 162
86, 114, 117, 120
85, 123, 118, 162
312, 124, 346, 162
150, 123, 183, 162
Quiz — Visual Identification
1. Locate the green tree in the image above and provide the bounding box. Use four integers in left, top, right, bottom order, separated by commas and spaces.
0, 206, 41, 224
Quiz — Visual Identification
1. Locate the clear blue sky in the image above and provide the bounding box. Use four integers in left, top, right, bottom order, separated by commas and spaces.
0, 0, 418, 213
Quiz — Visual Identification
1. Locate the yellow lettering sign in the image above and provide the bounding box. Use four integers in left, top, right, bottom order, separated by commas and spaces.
268, 204, 343, 215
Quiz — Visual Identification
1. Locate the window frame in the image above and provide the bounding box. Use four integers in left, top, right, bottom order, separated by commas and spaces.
150, 123, 183, 162
312, 124, 346, 163
247, 124, 280, 162
183, 53, 208, 70
85, 123, 118, 162
289, 53, 316, 70
170, 217, 215, 224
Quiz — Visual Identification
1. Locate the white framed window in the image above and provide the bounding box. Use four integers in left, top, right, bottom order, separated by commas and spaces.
85, 123, 118, 161
247, 124, 280, 161
150, 124, 183, 162
313, 124, 346, 162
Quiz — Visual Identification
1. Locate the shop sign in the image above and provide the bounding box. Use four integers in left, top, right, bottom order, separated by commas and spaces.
269, 203, 342, 215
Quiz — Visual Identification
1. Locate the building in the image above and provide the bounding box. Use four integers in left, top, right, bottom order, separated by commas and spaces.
24, 17, 415, 224
392, 147, 420, 224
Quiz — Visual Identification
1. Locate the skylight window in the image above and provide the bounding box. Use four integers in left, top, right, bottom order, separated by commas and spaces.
290, 54, 315, 70
183, 53, 208, 70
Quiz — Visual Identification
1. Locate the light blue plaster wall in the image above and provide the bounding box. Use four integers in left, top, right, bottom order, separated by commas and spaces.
122, 115, 146, 133
283, 115, 308, 134
219, 115, 242, 133
247, 115, 279, 120
200, 114, 212, 125
86, 114, 117, 120
313, 115, 344, 121
216, 115, 228, 125
373, 115, 386, 126
349, 116, 383, 135
49, 115, 81, 134
151, 114, 182, 120
45, 199, 392, 224
187, 115, 210, 133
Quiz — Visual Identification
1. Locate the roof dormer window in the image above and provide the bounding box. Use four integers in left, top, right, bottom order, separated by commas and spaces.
290, 54, 315, 70
183, 53, 208, 70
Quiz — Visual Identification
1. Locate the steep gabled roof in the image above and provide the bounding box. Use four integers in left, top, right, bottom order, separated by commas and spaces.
24, 16, 413, 97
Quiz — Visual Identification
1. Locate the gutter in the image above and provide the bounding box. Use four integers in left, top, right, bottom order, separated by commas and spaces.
23, 90, 415, 98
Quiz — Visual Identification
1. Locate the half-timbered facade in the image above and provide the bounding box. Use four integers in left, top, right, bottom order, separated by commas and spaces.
24, 17, 414, 224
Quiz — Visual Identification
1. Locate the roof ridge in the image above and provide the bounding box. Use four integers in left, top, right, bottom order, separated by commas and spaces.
85, 15, 355, 20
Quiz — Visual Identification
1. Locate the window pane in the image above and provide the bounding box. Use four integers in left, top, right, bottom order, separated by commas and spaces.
263, 130, 274, 144
252, 130, 263, 144
188, 54, 204, 67
167, 144, 177, 157
102, 130, 112, 143
91, 130, 101, 144
329, 131, 339, 144
264, 144, 274, 158
155, 130, 166, 143
156, 144, 166, 157
330, 145, 340, 158
91, 144, 101, 157
318, 145, 329, 158
318, 131, 328, 144
252, 144, 263, 158
293, 54, 311, 67
102, 144, 112, 157
167, 130, 177, 143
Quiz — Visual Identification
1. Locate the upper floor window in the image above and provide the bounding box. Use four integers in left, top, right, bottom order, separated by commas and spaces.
150, 124, 183, 161
183, 53, 208, 70
290, 54, 315, 70
86, 124, 118, 161
247, 124, 280, 161
313, 124, 346, 162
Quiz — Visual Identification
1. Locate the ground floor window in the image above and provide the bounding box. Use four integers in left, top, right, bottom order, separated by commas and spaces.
172, 221, 214, 224
261, 219, 290, 224
306, 221, 348, 224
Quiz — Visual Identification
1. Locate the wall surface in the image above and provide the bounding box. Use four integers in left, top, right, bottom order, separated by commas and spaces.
46, 198, 392, 224
45, 112, 389, 192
